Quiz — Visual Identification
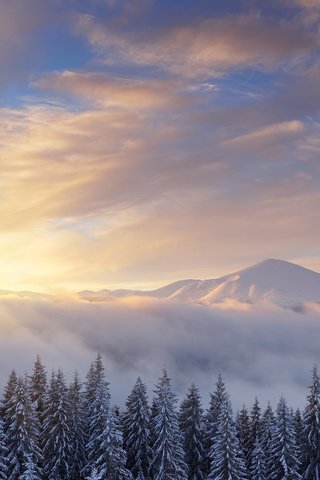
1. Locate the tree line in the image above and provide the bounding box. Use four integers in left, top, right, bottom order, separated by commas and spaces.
0, 353, 319, 480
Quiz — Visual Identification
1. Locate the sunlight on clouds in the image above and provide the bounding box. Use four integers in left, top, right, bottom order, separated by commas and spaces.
35, 71, 189, 110
224, 120, 305, 152
76, 13, 318, 77
0, 1, 320, 291
0, 95, 320, 291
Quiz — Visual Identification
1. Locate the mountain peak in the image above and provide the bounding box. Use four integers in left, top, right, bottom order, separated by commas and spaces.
79, 259, 320, 308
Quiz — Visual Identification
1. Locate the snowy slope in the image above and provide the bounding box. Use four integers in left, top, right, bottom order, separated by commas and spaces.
79, 259, 320, 307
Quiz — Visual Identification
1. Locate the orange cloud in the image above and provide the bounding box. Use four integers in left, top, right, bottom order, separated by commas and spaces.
35, 71, 189, 109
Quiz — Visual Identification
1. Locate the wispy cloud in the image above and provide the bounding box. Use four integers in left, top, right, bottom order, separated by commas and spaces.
76, 13, 318, 78
0, 0, 319, 290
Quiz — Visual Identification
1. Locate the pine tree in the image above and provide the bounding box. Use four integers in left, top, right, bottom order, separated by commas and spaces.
149, 397, 159, 451
94, 409, 132, 480
2, 371, 18, 433
19, 454, 42, 480
122, 377, 152, 479
293, 409, 303, 471
151, 370, 188, 480
68, 371, 87, 480
42, 369, 72, 480
208, 397, 249, 480
0, 419, 8, 480
260, 402, 276, 478
301, 365, 320, 479
250, 397, 261, 448
269, 396, 301, 480
250, 437, 267, 480
179, 384, 204, 480
83, 354, 111, 477
4, 376, 42, 480
203, 374, 228, 476
29, 355, 47, 426
236, 404, 251, 468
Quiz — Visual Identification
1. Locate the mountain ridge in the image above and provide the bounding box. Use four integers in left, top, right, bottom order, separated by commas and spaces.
79, 258, 320, 307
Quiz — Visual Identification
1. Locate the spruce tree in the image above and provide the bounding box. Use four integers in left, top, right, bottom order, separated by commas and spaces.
249, 398, 261, 448
29, 355, 47, 426
203, 374, 228, 476
151, 370, 188, 480
149, 397, 158, 451
0, 419, 8, 480
2, 371, 18, 433
94, 409, 132, 480
302, 365, 320, 479
179, 383, 204, 480
250, 437, 267, 480
122, 377, 152, 479
42, 369, 72, 480
260, 402, 276, 479
293, 409, 303, 472
4, 376, 42, 480
236, 404, 251, 468
19, 454, 42, 480
208, 397, 249, 480
83, 354, 111, 477
68, 371, 87, 480
269, 396, 301, 480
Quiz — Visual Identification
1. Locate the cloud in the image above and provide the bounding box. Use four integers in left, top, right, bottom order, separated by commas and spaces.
0, 1, 69, 88
0, 90, 320, 291
224, 120, 305, 153
35, 71, 189, 109
0, 295, 318, 408
76, 12, 318, 78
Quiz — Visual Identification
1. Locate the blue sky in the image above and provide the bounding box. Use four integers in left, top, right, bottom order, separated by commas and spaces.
1, 0, 320, 291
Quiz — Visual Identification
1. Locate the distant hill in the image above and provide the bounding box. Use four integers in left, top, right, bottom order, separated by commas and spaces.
79, 259, 320, 308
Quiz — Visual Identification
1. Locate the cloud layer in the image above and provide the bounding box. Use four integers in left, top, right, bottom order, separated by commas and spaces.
0, 294, 319, 408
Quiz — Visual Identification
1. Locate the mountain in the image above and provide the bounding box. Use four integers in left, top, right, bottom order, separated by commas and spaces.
79, 259, 320, 307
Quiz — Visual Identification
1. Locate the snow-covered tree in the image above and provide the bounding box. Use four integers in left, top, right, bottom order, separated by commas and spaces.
94, 409, 132, 480
269, 396, 301, 480
293, 408, 303, 471
29, 355, 47, 427
260, 402, 276, 478
42, 369, 72, 480
2, 371, 18, 433
208, 397, 249, 480
68, 371, 87, 480
122, 377, 152, 479
151, 370, 188, 480
236, 404, 251, 467
179, 384, 204, 480
83, 354, 111, 477
19, 454, 42, 480
4, 376, 42, 480
301, 365, 320, 479
203, 374, 228, 476
0, 419, 8, 480
250, 398, 261, 447
250, 437, 267, 480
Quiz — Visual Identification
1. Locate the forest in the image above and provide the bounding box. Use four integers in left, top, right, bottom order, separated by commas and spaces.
0, 353, 319, 480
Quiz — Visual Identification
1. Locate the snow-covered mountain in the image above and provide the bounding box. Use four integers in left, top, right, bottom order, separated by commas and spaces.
79, 259, 320, 307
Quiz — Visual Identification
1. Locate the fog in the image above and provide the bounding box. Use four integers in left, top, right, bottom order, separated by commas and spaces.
0, 295, 319, 410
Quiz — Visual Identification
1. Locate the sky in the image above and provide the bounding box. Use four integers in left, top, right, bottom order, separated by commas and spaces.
1, 0, 320, 292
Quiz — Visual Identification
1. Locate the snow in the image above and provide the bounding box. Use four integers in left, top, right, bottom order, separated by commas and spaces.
79, 259, 320, 308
